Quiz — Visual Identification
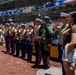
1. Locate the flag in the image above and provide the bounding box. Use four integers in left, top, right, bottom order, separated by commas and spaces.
23, 8, 32, 13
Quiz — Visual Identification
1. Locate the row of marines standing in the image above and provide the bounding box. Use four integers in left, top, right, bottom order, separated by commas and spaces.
2, 17, 54, 69
3, 21, 41, 63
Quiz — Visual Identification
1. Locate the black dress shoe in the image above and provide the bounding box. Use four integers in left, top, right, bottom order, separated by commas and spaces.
35, 61, 40, 65
27, 60, 31, 62
45, 73, 51, 75
9, 52, 14, 55
20, 56, 24, 58
19, 56, 25, 59
14, 55, 19, 57
4, 51, 10, 54
32, 64, 39, 68
43, 66, 50, 69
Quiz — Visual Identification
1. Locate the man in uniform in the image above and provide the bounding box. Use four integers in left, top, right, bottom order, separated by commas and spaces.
10, 22, 15, 55
0, 26, 4, 46
14, 25, 21, 57
33, 18, 42, 65
26, 25, 34, 62
39, 16, 54, 69
4, 23, 10, 53
54, 12, 67, 75
20, 24, 26, 59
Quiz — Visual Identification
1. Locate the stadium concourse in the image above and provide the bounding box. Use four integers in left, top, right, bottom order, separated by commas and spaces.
0, 46, 62, 75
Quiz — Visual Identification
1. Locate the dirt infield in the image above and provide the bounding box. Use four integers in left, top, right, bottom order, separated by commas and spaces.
0, 46, 61, 75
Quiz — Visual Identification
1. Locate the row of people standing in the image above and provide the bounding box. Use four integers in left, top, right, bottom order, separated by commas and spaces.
3, 20, 44, 64
2, 16, 54, 70
3, 21, 41, 64
1, 11, 76, 75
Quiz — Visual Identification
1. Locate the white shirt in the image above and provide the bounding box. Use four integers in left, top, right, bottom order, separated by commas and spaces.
27, 29, 34, 41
